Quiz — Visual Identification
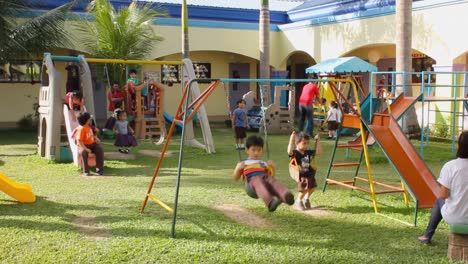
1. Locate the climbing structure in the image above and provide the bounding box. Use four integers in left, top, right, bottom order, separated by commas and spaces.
262, 85, 295, 134
134, 83, 166, 144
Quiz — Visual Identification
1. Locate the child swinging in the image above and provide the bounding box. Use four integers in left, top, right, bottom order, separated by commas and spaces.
233, 135, 294, 212
287, 131, 322, 210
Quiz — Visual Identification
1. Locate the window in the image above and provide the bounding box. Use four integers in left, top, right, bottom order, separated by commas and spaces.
193, 62, 211, 79
412, 56, 436, 83
0, 60, 42, 83
161, 64, 180, 83
161, 62, 212, 84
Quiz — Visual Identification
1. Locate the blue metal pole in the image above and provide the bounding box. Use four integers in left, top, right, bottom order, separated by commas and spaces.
170, 80, 192, 238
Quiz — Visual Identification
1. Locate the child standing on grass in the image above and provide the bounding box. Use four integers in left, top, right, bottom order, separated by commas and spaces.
325, 101, 340, 139
287, 131, 322, 210
76, 112, 104, 176
232, 99, 249, 149
233, 135, 295, 212
113, 109, 137, 153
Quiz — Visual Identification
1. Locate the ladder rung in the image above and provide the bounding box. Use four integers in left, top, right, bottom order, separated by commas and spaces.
337, 144, 362, 149
326, 179, 355, 185
326, 179, 370, 193
332, 162, 361, 167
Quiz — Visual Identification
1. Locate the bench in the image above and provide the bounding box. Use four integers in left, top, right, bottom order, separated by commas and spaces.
448, 224, 468, 261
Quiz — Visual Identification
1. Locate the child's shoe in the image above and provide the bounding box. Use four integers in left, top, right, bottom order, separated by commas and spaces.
295, 199, 305, 210
96, 169, 103, 176
284, 191, 295, 205
124, 148, 130, 154
303, 199, 311, 209
118, 148, 125, 153
82, 172, 90, 177
268, 197, 282, 212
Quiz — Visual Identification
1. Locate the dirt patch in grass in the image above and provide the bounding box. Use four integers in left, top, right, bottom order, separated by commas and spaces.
104, 152, 136, 160
214, 203, 276, 229
293, 205, 331, 217
72, 215, 111, 240
138, 149, 173, 157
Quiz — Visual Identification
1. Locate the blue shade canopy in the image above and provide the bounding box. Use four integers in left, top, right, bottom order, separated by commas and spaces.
305, 56, 377, 74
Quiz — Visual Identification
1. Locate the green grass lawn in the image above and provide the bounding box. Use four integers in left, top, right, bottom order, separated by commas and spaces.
0, 128, 458, 263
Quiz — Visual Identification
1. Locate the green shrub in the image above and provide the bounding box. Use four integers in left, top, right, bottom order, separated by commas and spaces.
17, 114, 37, 131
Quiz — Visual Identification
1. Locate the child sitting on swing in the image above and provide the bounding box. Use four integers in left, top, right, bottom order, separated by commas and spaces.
233, 135, 294, 212
287, 131, 322, 210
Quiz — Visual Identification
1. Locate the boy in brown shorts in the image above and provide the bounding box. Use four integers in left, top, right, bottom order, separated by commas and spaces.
231, 99, 249, 150
287, 131, 322, 210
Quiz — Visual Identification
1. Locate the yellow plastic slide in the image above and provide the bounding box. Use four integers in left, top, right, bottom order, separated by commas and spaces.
0, 173, 36, 203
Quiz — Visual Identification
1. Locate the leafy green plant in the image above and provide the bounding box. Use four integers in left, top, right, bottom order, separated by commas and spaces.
76, 0, 164, 84
16, 113, 36, 131
432, 106, 450, 139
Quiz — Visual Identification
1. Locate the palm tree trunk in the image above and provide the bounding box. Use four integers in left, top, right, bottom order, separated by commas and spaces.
259, 0, 271, 104
396, 0, 420, 135
180, 0, 198, 146
182, 0, 189, 59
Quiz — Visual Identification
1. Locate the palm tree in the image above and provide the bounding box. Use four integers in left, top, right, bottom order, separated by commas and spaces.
395, 0, 420, 134
0, 0, 76, 63
77, 0, 163, 83
182, 0, 189, 59
259, 0, 271, 104
395, 0, 412, 95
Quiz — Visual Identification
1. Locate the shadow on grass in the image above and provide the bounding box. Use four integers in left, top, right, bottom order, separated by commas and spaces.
0, 196, 110, 233
0, 130, 36, 145
0, 195, 446, 262
131, 204, 444, 261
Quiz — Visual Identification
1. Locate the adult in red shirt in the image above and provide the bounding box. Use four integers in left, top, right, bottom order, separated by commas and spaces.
298, 82, 320, 136
107, 82, 124, 112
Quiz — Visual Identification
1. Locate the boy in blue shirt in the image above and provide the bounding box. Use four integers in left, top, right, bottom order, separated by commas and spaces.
231, 99, 249, 149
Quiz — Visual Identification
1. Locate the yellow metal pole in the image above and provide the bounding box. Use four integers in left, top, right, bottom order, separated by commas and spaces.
147, 194, 174, 214
85, 58, 183, 65
330, 77, 379, 213
401, 181, 410, 208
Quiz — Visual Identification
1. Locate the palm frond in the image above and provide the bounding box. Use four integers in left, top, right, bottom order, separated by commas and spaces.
0, 0, 78, 63
77, 0, 164, 61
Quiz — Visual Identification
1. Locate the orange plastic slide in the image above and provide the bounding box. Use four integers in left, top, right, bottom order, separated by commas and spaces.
0, 173, 36, 203
368, 115, 440, 209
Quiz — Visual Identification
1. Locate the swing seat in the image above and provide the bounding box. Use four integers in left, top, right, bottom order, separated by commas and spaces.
289, 159, 300, 182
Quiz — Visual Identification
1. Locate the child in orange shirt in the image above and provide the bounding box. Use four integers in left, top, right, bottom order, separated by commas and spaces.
75, 112, 104, 176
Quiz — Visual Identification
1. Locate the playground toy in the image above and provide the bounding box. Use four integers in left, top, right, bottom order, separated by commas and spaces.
260, 85, 295, 134
140, 79, 222, 221
0, 173, 36, 203
38, 54, 94, 162
39, 54, 218, 164
230, 83, 295, 134
316, 75, 439, 225
130, 81, 166, 144
139, 77, 338, 238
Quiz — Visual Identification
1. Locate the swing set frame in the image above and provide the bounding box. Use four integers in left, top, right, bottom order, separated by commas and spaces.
140, 78, 337, 238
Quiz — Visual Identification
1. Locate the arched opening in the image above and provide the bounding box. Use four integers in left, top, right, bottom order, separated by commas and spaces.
283, 51, 316, 117
40, 117, 47, 157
